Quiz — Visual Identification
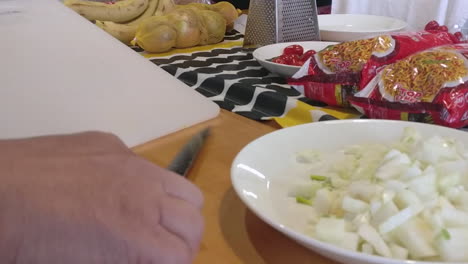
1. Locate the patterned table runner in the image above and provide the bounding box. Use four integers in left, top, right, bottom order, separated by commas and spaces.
133, 31, 361, 127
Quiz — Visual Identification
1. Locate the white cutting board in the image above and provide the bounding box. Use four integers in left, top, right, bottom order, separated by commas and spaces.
0, 0, 219, 147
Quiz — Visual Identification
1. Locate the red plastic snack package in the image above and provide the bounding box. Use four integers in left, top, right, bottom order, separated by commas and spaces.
289, 30, 457, 107
349, 43, 468, 128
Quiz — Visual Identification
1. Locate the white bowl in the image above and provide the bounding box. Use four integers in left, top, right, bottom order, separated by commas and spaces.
252, 41, 338, 78
231, 119, 468, 264
318, 14, 408, 42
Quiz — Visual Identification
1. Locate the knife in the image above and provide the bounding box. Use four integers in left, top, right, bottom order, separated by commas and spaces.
167, 127, 211, 177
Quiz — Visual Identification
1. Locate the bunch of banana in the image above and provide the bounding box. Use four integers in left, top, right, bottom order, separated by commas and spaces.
64, 0, 150, 23
153, 0, 175, 16
63, 0, 239, 49
64, 0, 175, 45
95, 0, 164, 45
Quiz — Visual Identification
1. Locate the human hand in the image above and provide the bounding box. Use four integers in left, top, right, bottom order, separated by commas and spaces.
0, 132, 204, 264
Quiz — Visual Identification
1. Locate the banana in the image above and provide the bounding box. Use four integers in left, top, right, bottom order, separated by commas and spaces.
95, 21, 138, 44
127, 0, 159, 25
95, 0, 159, 45
64, 0, 149, 23
153, 0, 175, 16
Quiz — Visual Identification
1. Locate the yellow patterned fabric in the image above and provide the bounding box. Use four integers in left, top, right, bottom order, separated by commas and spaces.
142, 40, 244, 58
274, 100, 360, 127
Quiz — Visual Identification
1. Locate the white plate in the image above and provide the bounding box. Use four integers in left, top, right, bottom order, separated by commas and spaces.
318, 14, 408, 42
231, 119, 468, 264
253, 41, 338, 78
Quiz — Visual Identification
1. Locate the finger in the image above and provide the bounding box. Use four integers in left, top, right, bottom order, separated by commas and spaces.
127, 158, 204, 209
161, 171, 204, 209
160, 195, 204, 255
65, 131, 132, 154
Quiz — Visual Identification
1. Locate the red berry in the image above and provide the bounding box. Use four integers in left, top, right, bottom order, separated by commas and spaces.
275, 55, 290, 65
279, 54, 293, 64
301, 50, 317, 62
283, 45, 304, 57
424, 20, 439, 31
438, 25, 449, 32
290, 57, 302, 66
278, 54, 302, 66
272, 57, 286, 64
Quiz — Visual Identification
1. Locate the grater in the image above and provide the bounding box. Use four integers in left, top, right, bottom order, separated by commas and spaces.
243, 0, 321, 48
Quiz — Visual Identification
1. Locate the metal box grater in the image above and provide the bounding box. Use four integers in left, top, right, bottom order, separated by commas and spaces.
243, 0, 320, 48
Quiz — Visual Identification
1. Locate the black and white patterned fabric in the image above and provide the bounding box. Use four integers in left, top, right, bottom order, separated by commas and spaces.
137, 31, 325, 121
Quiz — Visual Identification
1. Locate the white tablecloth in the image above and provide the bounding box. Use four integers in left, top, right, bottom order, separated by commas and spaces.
331, 0, 468, 31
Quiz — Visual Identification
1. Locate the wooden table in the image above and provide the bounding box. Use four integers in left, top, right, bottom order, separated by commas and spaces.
132, 109, 338, 264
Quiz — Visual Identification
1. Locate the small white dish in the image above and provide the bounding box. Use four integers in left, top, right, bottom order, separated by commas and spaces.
252, 41, 338, 78
231, 119, 468, 264
318, 14, 408, 42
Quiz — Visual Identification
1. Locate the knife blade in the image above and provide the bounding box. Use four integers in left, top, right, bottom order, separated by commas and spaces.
167, 127, 210, 177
